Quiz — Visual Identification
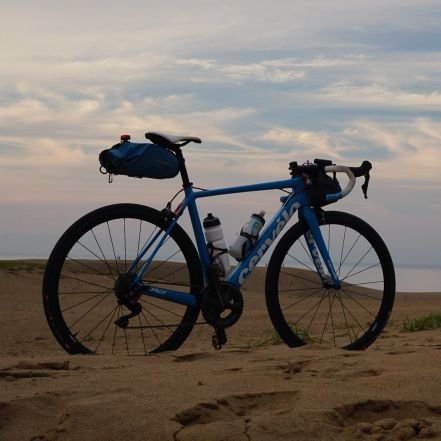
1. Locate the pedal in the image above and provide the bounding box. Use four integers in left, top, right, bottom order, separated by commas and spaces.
212, 328, 227, 350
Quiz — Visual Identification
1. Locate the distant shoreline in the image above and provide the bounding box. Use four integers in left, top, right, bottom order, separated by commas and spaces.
0, 258, 439, 293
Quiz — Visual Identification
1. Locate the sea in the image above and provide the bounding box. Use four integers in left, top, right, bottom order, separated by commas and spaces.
394, 265, 440, 293
1, 253, 439, 293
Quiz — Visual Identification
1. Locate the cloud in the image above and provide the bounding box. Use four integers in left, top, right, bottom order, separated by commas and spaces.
346, 118, 441, 183
322, 82, 441, 109
259, 128, 343, 159
176, 58, 305, 84
255, 118, 441, 187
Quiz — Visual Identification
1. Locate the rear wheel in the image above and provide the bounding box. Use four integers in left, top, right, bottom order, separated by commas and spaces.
43, 204, 203, 355
265, 211, 395, 350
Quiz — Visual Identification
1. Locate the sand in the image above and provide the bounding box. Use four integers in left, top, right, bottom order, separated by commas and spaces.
1, 262, 441, 441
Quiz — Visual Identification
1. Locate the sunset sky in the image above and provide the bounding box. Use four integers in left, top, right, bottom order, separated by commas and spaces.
1, 0, 440, 279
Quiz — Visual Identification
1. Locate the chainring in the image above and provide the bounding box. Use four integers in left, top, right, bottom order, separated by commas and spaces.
201, 282, 244, 329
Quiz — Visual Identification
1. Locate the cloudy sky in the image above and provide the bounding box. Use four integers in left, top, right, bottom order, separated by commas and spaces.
1, 1, 440, 283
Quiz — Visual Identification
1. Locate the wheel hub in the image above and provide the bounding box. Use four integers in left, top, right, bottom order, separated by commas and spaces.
114, 273, 138, 302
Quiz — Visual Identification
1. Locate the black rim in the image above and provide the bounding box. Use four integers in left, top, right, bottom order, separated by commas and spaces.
268, 212, 394, 349
44, 205, 202, 355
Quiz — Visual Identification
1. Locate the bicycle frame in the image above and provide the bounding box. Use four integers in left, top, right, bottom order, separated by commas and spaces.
132, 174, 340, 307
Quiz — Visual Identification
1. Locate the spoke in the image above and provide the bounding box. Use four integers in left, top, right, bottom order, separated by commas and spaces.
342, 262, 381, 281
291, 289, 329, 328
339, 232, 362, 271
300, 235, 316, 267
144, 248, 186, 282
337, 226, 347, 277
341, 247, 374, 281
339, 296, 369, 336
285, 252, 318, 275
107, 221, 120, 274
66, 255, 116, 281
141, 310, 161, 346
279, 269, 322, 287
138, 314, 147, 355
340, 285, 383, 301
320, 291, 337, 344
138, 224, 159, 258
140, 298, 185, 318
94, 304, 120, 353
60, 290, 112, 295
123, 314, 129, 355
112, 306, 121, 355
337, 290, 353, 344
340, 287, 378, 318
137, 219, 143, 264
136, 226, 164, 269
281, 286, 324, 312
69, 291, 113, 328
60, 273, 112, 291
61, 289, 113, 312
91, 228, 118, 277
142, 306, 177, 335
78, 303, 119, 346
278, 285, 324, 293
304, 289, 330, 337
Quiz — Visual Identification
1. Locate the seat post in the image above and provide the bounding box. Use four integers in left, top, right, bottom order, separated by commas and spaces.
174, 147, 192, 188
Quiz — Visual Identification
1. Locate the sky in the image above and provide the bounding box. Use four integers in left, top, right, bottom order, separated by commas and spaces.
1, 0, 441, 278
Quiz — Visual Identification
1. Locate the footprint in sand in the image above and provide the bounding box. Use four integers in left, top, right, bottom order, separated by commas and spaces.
333, 399, 441, 440
173, 390, 301, 440
0, 361, 71, 380
172, 352, 214, 363
276, 360, 310, 379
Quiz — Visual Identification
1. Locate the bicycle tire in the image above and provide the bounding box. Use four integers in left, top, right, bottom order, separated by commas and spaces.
43, 204, 204, 355
265, 210, 395, 350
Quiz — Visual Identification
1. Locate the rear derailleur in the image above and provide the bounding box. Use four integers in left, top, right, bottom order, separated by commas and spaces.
113, 272, 142, 329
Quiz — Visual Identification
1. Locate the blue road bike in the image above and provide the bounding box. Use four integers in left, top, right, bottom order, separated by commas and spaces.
43, 132, 395, 355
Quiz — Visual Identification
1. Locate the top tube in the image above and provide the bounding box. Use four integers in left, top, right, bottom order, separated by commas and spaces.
181, 175, 306, 275
192, 178, 299, 199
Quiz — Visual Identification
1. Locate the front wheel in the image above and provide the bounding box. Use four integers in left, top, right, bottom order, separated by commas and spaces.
43, 204, 203, 355
265, 211, 395, 350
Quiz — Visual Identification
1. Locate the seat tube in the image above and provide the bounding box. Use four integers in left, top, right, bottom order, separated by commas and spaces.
300, 207, 341, 289
184, 188, 211, 269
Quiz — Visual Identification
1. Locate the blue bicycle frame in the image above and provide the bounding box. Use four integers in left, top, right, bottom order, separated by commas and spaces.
131, 173, 341, 307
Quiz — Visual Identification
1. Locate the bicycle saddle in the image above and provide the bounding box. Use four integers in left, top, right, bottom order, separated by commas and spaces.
145, 131, 202, 148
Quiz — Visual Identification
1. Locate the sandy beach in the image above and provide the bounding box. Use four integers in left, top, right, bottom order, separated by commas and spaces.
1, 261, 440, 441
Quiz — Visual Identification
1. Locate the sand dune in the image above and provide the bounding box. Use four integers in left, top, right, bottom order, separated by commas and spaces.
1, 261, 441, 440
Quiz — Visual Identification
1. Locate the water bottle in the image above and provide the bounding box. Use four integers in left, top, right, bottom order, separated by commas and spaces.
203, 213, 231, 278
229, 210, 265, 261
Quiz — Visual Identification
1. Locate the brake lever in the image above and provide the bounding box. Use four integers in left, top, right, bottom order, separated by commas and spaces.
361, 172, 370, 199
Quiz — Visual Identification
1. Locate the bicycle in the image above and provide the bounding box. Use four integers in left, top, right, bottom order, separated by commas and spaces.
42, 131, 395, 355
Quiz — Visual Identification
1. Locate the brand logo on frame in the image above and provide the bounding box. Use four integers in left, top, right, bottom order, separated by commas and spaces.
239, 202, 301, 284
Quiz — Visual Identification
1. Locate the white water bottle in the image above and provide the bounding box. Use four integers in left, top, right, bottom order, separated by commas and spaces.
203, 213, 231, 278
229, 210, 265, 261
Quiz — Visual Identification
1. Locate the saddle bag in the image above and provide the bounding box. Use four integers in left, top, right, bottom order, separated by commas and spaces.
99, 141, 180, 179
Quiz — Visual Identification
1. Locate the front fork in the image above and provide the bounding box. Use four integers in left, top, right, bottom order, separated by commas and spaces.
300, 208, 341, 289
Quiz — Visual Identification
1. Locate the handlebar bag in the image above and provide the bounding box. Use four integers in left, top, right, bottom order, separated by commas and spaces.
99, 141, 180, 179
308, 168, 342, 207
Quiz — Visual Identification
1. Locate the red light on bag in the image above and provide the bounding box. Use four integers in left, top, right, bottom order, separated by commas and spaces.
120, 134, 131, 141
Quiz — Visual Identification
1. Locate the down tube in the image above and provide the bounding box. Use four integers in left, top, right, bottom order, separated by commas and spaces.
226, 193, 306, 287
